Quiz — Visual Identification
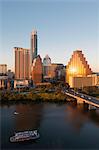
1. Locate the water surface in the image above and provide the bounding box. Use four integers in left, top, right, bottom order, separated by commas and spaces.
1, 102, 99, 149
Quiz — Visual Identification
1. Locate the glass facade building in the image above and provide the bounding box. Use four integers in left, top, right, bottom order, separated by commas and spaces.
43, 55, 51, 78
66, 50, 92, 85
31, 30, 37, 64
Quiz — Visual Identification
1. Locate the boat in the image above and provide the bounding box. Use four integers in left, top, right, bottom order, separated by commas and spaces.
10, 130, 40, 142
14, 111, 19, 115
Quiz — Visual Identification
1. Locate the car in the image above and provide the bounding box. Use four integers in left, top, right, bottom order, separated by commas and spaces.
71, 89, 74, 91
88, 97, 91, 100
65, 90, 68, 92
76, 92, 79, 94
81, 95, 84, 98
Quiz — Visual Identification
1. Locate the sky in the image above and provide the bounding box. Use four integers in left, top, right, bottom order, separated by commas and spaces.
0, 0, 99, 72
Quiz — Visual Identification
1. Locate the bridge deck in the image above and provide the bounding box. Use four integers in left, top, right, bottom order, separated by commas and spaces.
65, 92, 99, 108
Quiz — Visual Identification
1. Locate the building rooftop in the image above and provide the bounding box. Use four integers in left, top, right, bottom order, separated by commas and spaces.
31, 30, 37, 35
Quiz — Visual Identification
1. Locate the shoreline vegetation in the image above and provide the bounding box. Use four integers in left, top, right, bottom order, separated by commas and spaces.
0, 84, 76, 104
0, 84, 99, 105
0, 90, 76, 104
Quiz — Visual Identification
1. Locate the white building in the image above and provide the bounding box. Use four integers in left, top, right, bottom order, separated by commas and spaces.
14, 80, 29, 89
43, 55, 51, 78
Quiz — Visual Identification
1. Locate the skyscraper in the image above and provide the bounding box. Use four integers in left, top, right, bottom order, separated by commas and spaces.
14, 47, 30, 79
43, 55, 51, 78
31, 30, 37, 64
31, 55, 43, 85
66, 50, 92, 86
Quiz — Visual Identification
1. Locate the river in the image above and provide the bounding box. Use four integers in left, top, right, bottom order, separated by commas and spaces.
1, 102, 99, 149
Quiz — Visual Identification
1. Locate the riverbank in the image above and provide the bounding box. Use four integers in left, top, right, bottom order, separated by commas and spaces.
0, 89, 76, 104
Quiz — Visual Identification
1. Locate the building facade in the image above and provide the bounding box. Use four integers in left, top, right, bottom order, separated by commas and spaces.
31, 30, 37, 64
31, 55, 43, 85
43, 55, 51, 79
0, 76, 14, 90
7, 69, 14, 79
0, 64, 7, 75
14, 47, 30, 79
66, 50, 92, 86
50, 63, 65, 81
69, 74, 99, 88
14, 79, 29, 89
0, 76, 8, 89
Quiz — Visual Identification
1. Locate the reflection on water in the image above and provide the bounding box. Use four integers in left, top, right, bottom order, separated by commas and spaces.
67, 103, 99, 128
1, 102, 99, 149
65, 105, 88, 133
15, 104, 43, 131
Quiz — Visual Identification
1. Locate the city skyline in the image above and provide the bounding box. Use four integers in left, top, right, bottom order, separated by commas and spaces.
0, 0, 99, 72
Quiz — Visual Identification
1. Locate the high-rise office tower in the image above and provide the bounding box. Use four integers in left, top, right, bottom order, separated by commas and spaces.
31, 55, 43, 85
43, 55, 51, 78
14, 47, 30, 79
66, 50, 92, 84
31, 30, 37, 64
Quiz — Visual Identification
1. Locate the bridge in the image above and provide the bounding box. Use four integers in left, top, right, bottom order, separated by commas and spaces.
64, 90, 99, 109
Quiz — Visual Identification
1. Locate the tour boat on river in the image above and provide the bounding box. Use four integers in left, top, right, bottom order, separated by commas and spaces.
14, 111, 19, 115
10, 130, 40, 142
